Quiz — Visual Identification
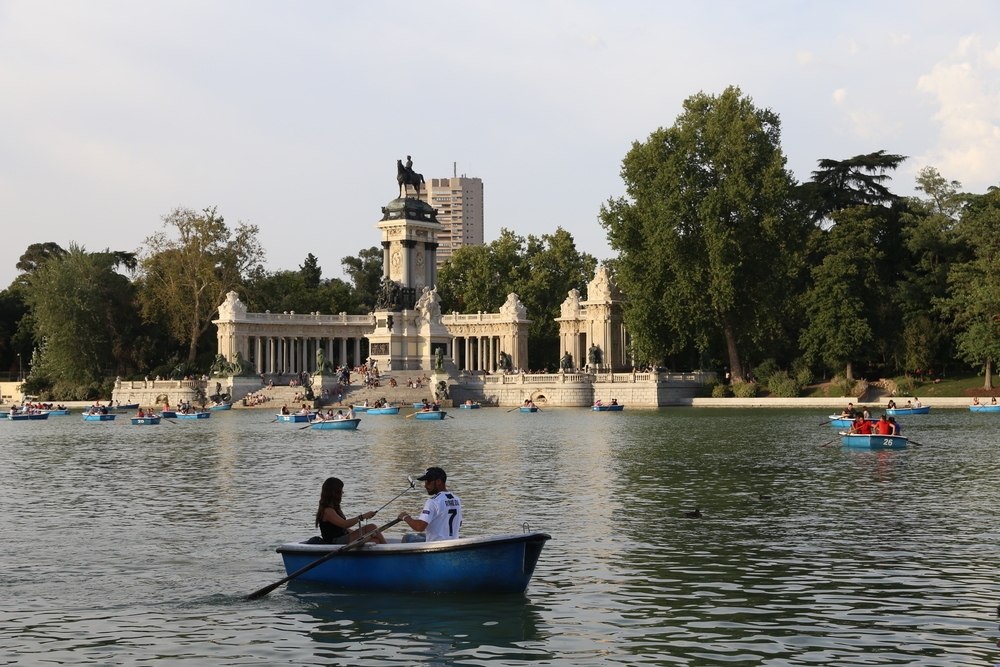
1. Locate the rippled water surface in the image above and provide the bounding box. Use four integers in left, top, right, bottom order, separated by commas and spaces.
2, 406, 1000, 665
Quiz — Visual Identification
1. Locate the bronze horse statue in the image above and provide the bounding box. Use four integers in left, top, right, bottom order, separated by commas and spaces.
397, 159, 424, 198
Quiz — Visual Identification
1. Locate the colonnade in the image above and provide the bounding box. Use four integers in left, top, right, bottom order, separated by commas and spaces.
248, 336, 365, 375
452, 335, 508, 373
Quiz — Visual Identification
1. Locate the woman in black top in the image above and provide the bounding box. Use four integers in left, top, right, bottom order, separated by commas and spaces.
315, 477, 386, 545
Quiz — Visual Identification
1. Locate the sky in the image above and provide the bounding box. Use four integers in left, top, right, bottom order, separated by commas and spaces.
2, 1, 999, 290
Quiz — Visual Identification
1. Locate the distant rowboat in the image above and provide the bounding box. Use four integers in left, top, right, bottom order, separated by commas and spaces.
310, 418, 361, 430
519, 406, 538, 413
83, 414, 115, 421
176, 412, 210, 419
969, 404, 1000, 412
131, 417, 161, 425
209, 403, 232, 411
885, 406, 930, 416
591, 404, 624, 411
366, 407, 400, 415
840, 432, 908, 449
458, 403, 480, 409
276, 413, 311, 423
414, 411, 447, 420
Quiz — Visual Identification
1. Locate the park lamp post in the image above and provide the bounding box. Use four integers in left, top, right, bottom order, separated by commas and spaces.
17, 353, 21, 382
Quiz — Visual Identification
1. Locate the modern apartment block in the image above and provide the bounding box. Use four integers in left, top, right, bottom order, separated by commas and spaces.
405, 168, 483, 269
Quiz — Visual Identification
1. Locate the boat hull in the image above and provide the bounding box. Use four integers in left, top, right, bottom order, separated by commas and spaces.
310, 418, 360, 430
970, 405, 1000, 412
591, 405, 624, 411
117, 403, 140, 410
351, 406, 370, 412
366, 407, 400, 415
131, 417, 161, 425
161, 411, 177, 419
828, 416, 878, 428
885, 406, 930, 416
209, 404, 232, 411
276, 414, 311, 423
840, 433, 908, 449
47, 409, 71, 415
176, 412, 210, 419
83, 414, 115, 421
277, 532, 551, 594
414, 411, 447, 420
458, 403, 480, 409
519, 407, 538, 412
9, 412, 50, 420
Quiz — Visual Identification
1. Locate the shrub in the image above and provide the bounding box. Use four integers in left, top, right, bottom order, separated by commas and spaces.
711, 383, 733, 398
754, 358, 780, 385
831, 375, 853, 397
853, 379, 869, 399
768, 372, 801, 397
791, 357, 814, 386
894, 375, 916, 395
732, 381, 758, 398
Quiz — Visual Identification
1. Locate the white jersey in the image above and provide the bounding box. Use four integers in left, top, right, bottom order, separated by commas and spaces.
419, 491, 462, 541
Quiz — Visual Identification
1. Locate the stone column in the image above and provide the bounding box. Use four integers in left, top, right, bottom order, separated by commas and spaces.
255, 337, 262, 374
465, 337, 471, 371
401, 239, 416, 289
340, 338, 348, 369
381, 241, 391, 279
489, 336, 496, 373
354, 338, 361, 368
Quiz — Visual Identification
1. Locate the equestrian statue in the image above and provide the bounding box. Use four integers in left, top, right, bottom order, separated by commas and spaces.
397, 155, 425, 198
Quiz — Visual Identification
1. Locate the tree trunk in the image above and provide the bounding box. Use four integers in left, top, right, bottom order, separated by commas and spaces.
188, 332, 199, 363
985, 358, 993, 390
723, 322, 744, 383
845, 361, 854, 382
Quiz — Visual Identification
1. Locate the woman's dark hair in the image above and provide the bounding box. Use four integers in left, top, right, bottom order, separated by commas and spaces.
315, 477, 345, 527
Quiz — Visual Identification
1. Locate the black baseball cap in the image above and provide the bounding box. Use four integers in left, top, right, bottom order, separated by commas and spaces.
417, 467, 446, 482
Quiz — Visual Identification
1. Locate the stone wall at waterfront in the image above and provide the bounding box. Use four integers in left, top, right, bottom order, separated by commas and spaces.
112, 379, 206, 406
448, 371, 714, 407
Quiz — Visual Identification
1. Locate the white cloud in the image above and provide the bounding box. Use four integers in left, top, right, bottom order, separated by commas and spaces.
916, 34, 1000, 187
796, 51, 814, 66
890, 33, 911, 47
832, 88, 847, 104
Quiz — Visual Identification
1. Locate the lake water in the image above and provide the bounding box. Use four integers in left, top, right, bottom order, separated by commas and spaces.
2, 406, 1000, 665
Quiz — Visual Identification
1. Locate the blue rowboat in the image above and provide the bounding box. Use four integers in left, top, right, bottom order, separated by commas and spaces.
351, 405, 370, 412
117, 403, 140, 410
310, 418, 361, 430
176, 412, 210, 419
519, 406, 538, 413
366, 407, 400, 415
161, 411, 177, 419
970, 404, 1000, 412
276, 532, 551, 594
46, 409, 71, 415
83, 414, 115, 421
828, 415, 878, 428
276, 413, 311, 423
131, 417, 161, 425
9, 412, 50, 421
458, 403, 480, 409
414, 410, 447, 420
412, 402, 428, 409
591, 404, 624, 411
209, 403, 232, 411
885, 406, 930, 416
839, 432, 908, 449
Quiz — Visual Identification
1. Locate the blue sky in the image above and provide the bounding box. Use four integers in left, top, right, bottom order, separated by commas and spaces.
2, 1, 999, 290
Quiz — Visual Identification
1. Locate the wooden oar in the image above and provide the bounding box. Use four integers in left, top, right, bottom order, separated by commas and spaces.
506, 407, 518, 413
244, 517, 402, 600
405, 413, 416, 418
907, 438, 925, 446
820, 433, 845, 447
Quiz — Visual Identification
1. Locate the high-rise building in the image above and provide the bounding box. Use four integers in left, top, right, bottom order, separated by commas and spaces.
406, 168, 483, 269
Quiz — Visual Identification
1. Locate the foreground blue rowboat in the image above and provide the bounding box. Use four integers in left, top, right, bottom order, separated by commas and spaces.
83, 414, 115, 421
276, 413, 311, 423
131, 417, 161, 425
828, 416, 878, 428
885, 406, 930, 416
366, 407, 400, 415
840, 433, 908, 449
209, 403, 232, 411
9, 412, 50, 420
176, 412, 210, 419
277, 532, 551, 594
161, 411, 177, 419
458, 403, 480, 409
970, 404, 1000, 412
310, 418, 360, 430
414, 410, 447, 420
592, 404, 624, 411
519, 406, 538, 413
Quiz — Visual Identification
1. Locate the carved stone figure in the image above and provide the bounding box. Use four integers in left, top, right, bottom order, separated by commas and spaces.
434, 348, 444, 372
560, 288, 582, 319
587, 344, 602, 366
560, 352, 574, 371
316, 348, 334, 373
230, 351, 255, 376
434, 379, 450, 402
499, 293, 528, 320
397, 156, 425, 198
497, 350, 513, 372
375, 276, 401, 311
415, 286, 442, 324
210, 354, 228, 376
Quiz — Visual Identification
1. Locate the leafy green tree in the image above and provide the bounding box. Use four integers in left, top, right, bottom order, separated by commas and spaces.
941, 186, 1000, 388
599, 86, 806, 380
803, 150, 907, 220
341, 247, 383, 313
137, 207, 264, 363
15, 242, 66, 276
23, 244, 142, 393
245, 269, 355, 315
299, 253, 322, 290
438, 229, 527, 314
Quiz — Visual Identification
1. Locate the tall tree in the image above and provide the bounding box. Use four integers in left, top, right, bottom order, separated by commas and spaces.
599, 86, 805, 380
941, 186, 1000, 389
805, 150, 907, 219
299, 253, 322, 290
137, 207, 264, 363
341, 247, 383, 313
23, 244, 141, 390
